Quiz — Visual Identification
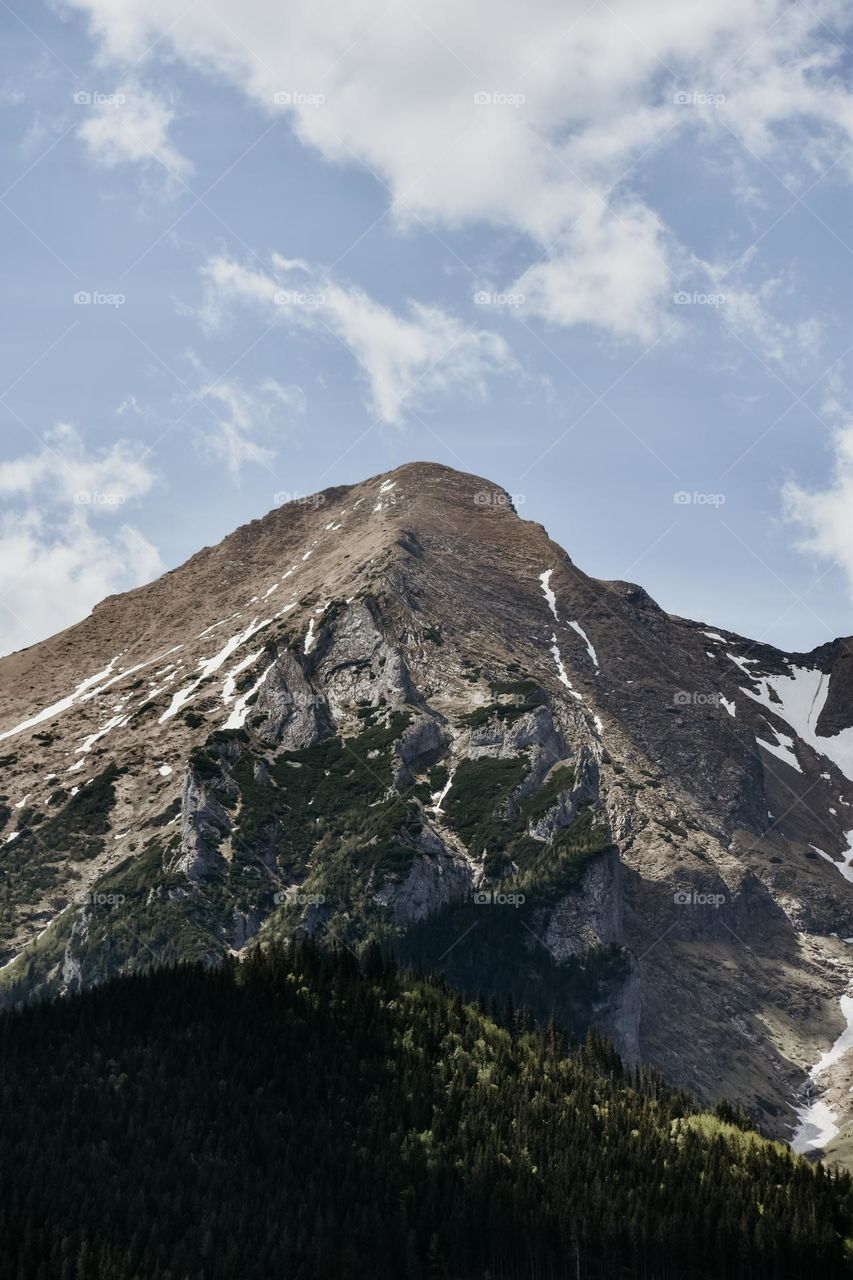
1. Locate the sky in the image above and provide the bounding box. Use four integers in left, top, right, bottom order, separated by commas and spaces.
0, 0, 850, 658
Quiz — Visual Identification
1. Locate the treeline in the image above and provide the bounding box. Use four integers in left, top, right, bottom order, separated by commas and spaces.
0, 941, 850, 1279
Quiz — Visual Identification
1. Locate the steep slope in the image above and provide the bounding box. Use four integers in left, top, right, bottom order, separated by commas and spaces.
1, 461, 852, 1156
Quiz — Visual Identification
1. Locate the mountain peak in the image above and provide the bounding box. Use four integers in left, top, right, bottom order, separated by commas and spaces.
2, 461, 853, 1161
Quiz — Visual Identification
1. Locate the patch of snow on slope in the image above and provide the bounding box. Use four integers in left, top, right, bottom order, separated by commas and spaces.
430, 765, 456, 815
720, 697, 736, 717
197, 613, 241, 639
74, 713, 131, 755
792, 993, 853, 1153
222, 663, 274, 731
567, 619, 598, 668
703, 631, 726, 642
539, 570, 558, 620
0, 656, 118, 742
222, 650, 264, 704
158, 764, 172, 777
727, 652, 760, 677
549, 635, 583, 702
812, 829, 853, 885
741, 665, 853, 782
379, 480, 396, 494
160, 618, 272, 723
756, 727, 802, 773
304, 618, 316, 654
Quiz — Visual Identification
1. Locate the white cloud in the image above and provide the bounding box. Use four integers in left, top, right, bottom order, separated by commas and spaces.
193, 373, 306, 478
0, 426, 162, 656
67, 0, 852, 341
77, 80, 191, 180
199, 254, 514, 424
718, 273, 825, 367
784, 370, 853, 598
515, 205, 675, 345
0, 423, 155, 510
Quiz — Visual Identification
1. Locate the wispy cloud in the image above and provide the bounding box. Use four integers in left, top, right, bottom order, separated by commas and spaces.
77, 79, 191, 181
784, 371, 853, 601
0, 425, 162, 656
199, 254, 515, 425
68, 0, 852, 343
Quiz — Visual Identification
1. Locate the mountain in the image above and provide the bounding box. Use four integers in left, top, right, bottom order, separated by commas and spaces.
2, 939, 852, 1280
1, 460, 852, 1160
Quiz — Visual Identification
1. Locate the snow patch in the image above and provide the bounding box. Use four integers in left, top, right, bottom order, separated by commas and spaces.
160, 618, 273, 723
197, 614, 240, 639
74, 713, 130, 755
222, 650, 264, 704
430, 765, 456, 815
567, 619, 598, 668
812, 830, 853, 885
792, 994, 853, 1153
222, 663, 274, 731
539, 569, 558, 620
549, 634, 583, 702
740, 665, 853, 782
727, 652, 760, 677
756, 728, 802, 773
0, 656, 119, 742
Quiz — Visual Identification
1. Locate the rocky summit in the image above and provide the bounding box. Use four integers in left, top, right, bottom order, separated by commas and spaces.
1, 461, 852, 1161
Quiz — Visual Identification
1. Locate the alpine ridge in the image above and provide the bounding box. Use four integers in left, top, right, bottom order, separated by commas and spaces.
1, 460, 852, 1163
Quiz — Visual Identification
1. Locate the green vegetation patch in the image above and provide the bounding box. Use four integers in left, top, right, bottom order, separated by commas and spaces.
0, 763, 124, 917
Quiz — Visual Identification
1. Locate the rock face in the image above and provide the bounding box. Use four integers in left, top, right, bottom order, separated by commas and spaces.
0, 461, 852, 1160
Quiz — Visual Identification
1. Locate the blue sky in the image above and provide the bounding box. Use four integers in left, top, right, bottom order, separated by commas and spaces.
0, 0, 850, 657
